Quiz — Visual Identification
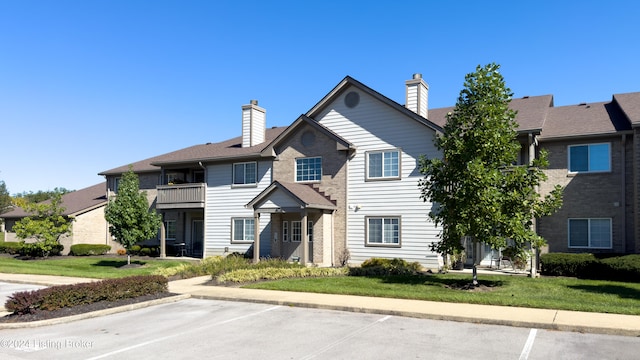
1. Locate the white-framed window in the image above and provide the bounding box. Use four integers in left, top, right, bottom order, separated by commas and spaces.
233, 162, 257, 185
232, 218, 255, 242
568, 143, 610, 173
568, 218, 612, 249
308, 221, 313, 242
164, 220, 176, 240
291, 221, 302, 242
296, 157, 322, 182
367, 150, 400, 180
366, 217, 400, 246
282, 221, 289, 242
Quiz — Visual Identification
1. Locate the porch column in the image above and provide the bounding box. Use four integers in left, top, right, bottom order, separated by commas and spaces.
301, 210, 308, 265
160, 222, 166, 258
253, 213, 260, 264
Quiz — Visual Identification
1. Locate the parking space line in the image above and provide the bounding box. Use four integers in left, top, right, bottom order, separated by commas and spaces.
85, 305, 281, 360
519, 328, 537, 360
299, 315, 392, 360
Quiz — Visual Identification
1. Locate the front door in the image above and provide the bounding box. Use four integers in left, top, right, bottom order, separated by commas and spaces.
192, 220, 203, 258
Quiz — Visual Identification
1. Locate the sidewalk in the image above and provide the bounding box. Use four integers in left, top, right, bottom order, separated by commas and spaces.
1, 273, 639, 336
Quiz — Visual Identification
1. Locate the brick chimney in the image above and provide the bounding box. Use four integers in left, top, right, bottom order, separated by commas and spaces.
405, 73, 428, 118
241, 100, 266, 147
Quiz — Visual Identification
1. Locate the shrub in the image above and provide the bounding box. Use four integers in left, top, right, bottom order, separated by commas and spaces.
540, 253, 598, 277
19, 240, 64, 258
597, 255, 640, 282
0, 241, 23, 255
5, 275, 168, 314
129, 245, 142, 255
350, 258, 423, 276
69, 244, 112, 256
216, 267, 347, 284
540, 253, 640, 282
117, 249, 127, 256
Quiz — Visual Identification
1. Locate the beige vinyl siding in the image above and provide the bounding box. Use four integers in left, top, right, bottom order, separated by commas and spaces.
204, 160, 272, 257
317, 87, 442, 268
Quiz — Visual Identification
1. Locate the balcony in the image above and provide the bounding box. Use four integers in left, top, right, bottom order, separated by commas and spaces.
156, 183, 205, 209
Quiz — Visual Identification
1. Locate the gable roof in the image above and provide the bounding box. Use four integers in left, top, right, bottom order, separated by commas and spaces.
246, 181, 337, 211
613, 92, 640, 127
540, 99, 633, 140
427, 95, 554, 134
261, 115, 355, 157
305, 76, 443, 134
99, 127, 288, 175
1, 182, 107, 219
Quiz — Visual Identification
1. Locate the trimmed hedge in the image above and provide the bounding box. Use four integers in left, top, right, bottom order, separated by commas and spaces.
5, 275, 168, 315
0, 241, 23, 255
69, 244, 112, 256
349, 258, 423, 276
540, 253, 640, 282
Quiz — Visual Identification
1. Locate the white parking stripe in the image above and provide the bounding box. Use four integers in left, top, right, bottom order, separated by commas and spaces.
519, 328, 537, 360
85, 305, 281, 360
299, 315, 392, 360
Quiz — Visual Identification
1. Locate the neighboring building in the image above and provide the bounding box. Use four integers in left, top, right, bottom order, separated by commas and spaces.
0, 182, 118, 254
98, 74, 640, 269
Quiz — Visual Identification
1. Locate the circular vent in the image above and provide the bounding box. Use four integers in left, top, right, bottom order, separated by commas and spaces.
345, 91, 360, 108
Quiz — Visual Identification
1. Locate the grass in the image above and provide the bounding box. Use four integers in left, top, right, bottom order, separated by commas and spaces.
243, 273, 640, 315
0, 255, 191, 279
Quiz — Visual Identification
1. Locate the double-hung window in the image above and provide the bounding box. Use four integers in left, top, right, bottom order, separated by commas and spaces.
568, 143, 610, 173
366, 217, 400, 246
296, 157, 322, 182
291, 221, 302, 242
232, 218, 255, 242
233, 162, 257, 185
282, 221, 289, 242
568, 218, 612, 249
367, 150, 400, 180
164, 220, 176, 240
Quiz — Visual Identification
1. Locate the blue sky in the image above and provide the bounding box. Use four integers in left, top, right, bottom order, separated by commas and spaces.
1, 0, 639, 194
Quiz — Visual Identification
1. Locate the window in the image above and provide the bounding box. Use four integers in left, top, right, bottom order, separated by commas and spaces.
113, 177, 121, 193
193, 170, 205, 183
164, 220, 176, 240
366, 217, 400, 246
282, 221, 289, 242
308, 221, 313, 242
233, 162, 257, 185
367, 150, 400, 179
291, 221, 302, 242
568, 144, 610, 173
296, 157, 322, 182
568, 218, 612, 249
232, 218, 255, 242
166, 172, 185, 184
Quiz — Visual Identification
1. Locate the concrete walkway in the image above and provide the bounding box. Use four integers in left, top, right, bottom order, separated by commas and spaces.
1, 273, 639, 336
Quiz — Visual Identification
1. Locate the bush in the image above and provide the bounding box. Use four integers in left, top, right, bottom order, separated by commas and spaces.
349, 258, 423, 276
0, 241, 23, 255
117, 249, 127, 256
129, 245, 142, 255
540, 253, 640, 282
5, 275, 168, 315
216, 267, 347, 284
19, 240, 64, 258
69, 244, 111, 256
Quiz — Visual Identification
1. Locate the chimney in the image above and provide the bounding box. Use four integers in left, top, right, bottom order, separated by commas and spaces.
405, 73, 429, 118
241, 100, 266, 147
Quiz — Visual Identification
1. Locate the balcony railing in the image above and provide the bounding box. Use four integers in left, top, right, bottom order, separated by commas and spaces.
156, 183, 205, 209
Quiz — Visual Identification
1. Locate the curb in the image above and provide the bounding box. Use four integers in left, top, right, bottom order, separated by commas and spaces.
0, 294, 191, 329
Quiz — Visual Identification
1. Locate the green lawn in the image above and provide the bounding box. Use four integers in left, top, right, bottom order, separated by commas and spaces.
244, 273, 640, 315
0, 255, 190, 279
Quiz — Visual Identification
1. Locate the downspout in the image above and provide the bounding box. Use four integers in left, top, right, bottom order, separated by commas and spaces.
621, 134, 627, 252
528, 133, 538, 278
199, 161, 206, 258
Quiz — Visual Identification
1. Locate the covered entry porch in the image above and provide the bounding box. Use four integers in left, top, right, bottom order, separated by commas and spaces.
246, 181, 336, 265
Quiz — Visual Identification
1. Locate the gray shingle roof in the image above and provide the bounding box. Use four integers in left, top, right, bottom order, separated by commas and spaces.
1, 182, 107, 219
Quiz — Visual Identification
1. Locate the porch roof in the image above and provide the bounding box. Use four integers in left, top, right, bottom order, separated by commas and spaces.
245, 181, 337, 212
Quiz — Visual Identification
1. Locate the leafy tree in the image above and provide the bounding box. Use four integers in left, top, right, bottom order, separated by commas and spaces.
14, 188, 73, 204
104, 167, 161, 264
13, 191, 72, 257
418, 63, 563, 282
0, 180, 11, 215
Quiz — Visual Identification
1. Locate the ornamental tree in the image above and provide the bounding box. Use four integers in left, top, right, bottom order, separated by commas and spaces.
104, 167, 161, 264
0, 180, 11, 215
418, 63, 563, 281
13, 191, 72, 257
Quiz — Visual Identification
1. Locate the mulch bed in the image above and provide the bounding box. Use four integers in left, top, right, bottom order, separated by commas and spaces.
0, 292, 175, 323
